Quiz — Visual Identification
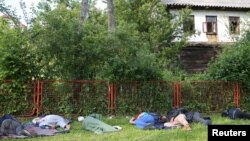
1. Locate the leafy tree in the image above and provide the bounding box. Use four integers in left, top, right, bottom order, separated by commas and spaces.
206, 31, 250, 110
1, 0, 191, 82
0, 3, 44, 114
97, 24, 163, 81
31, 0, 163, 81
32, 0, 120, 80
0, 8, 41, 81
115, 0, 192, 72
206, 32, 250, 88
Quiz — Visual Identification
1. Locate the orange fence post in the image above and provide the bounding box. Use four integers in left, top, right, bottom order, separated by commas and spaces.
36, 80, 42, 116
108, 83, 116, 114
174, 82, 181, 108
234, 82, 240, 108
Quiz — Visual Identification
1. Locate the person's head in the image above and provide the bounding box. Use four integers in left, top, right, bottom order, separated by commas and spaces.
129, 114, 140, 124
78, 116, 85, 122
64, 124, 71, 130
160, 115, 167, 122
221, 110, 229, 117
129, 117, 136, 124
32, 117, 41, 125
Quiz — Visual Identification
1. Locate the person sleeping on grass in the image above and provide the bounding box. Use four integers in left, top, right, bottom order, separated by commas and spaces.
0, 114, 31, 137
221, 107, 250, 120
78, 114, 122, 134
129, 112, 191, 131
166, 107, 212, 126
32, 115, 71, 131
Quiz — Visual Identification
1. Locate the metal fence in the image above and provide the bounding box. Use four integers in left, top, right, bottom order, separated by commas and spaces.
39, 80, 108, 116
0, 80, 37, 116
174, 81, 238, 113
112, 81, 174, 115
0, 80, 242, 116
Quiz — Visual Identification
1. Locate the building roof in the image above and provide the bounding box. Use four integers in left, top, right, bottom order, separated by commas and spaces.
161, 0, 250, 9
0, 14, 27, 29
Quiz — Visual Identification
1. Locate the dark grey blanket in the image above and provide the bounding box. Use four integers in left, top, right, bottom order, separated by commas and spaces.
0, 122, 69, 139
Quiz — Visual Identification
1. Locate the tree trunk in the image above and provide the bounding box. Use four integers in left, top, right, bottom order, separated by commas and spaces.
107, 0, 115, 32
80, 0, 89, 23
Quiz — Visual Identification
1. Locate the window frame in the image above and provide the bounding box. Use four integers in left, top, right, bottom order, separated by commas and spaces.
229, 16, 240, 35
203, 16, 217, 35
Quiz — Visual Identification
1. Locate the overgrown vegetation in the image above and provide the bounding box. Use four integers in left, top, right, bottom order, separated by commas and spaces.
0, 0, 191, 82
205, 32, 250, 111
1, 0, 250, 114
0, 0, 193, 114
206, 33, 250, 88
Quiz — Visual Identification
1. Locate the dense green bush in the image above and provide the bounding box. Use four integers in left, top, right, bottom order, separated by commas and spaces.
207, 32, 250, 87
206, 32, 250, 111
207, 48, 250, 85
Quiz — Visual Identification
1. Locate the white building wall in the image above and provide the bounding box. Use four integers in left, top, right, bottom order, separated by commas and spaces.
171, 9, 250, 43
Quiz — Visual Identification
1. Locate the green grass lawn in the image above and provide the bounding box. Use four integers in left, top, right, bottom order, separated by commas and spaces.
2, 114, 250, 141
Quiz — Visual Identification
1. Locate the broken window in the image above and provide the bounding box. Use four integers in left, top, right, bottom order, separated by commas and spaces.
229, 16, 240, 34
